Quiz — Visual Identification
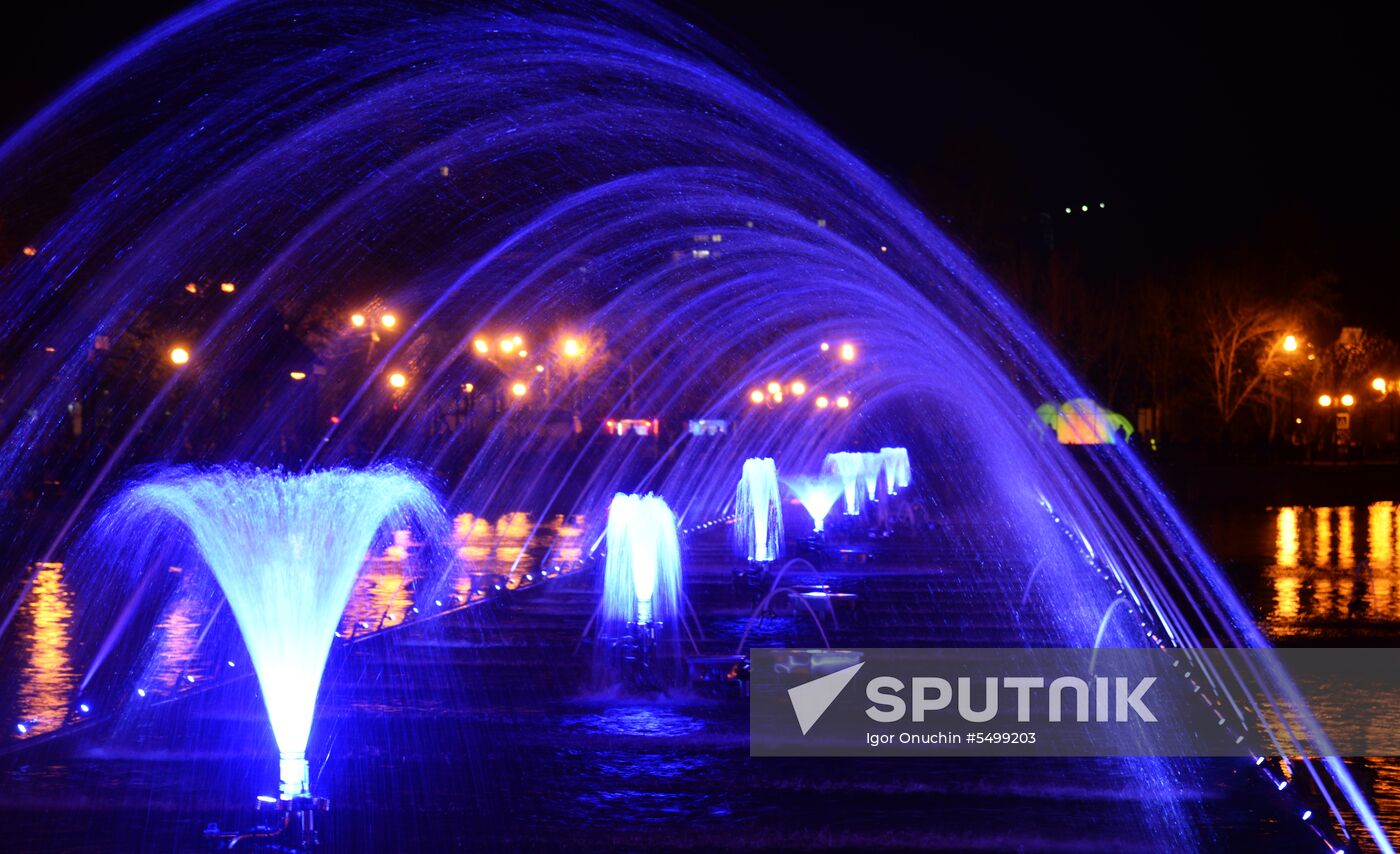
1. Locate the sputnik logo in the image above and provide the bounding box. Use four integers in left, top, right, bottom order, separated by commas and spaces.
787, 662, 864, 735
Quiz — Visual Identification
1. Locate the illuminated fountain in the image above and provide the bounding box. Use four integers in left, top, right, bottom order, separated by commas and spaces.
823, 453, 864, 516
599, 493, 682, 691
0, 0, 1388, 848
784, 475, 844, 537
92, 465, 442, 845
735, 458, 782, 564
859, 452, 883, 502
880, 447, 911, 495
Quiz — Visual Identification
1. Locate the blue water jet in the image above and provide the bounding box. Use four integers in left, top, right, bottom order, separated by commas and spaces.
734, 458, 782, 562
602, 493, 681, 629
92, 464, 442, 797
784, 475, 843, 535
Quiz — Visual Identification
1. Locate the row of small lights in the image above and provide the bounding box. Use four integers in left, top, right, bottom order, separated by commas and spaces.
748, 341, 857, 409
1318, 378, 1395, 408
1038, 499, 1347, 852
748, 381, 851, 410
1064, 203, 1107, 214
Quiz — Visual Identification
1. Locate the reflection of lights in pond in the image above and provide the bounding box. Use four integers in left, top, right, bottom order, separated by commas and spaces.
563, 706, 706, 738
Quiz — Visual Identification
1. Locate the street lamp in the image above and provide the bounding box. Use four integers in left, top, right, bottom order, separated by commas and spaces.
790, 380, 807, 396
1283, 334, 1298, 352
220, 282, 236, 294
839, 343, 856, 362
289, 371, 307, 381
511, 382, 528, 398
1341, 394, 1355, 408
380, 313, 398, 329
169, 347, 191, 366
1373, 377, 1388, 394
835, 395, 851, 409
749, 390, 764, 404
815, 395, 830, 409
351, 313, 367, 328
388, 372, 407, 389
473, 338, 489, 354
563, 337, 582, 358
766, 381, 781, 395
1318, 394, 1332, 408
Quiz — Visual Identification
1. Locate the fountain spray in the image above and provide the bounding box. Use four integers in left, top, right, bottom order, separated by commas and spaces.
735, 458, 783, 564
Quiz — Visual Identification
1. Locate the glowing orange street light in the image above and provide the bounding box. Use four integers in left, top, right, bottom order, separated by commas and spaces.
351, 313, 367, 328
839, 343, 856, 362
184, 283, 199, 294
820, 342, 830, 352
1318, 394, 1332, 408
1341, 394, 1355, 407
1283, 334, 1298, 352
815, 395, 830, 409
790, 380, 807, 396
220, 282, 236, 294
749, 390, 765, 404
169, 347, 191, 366
563, 337, 582, 358
766, 381, 781, 395
380, 313, 398, 329
473, 338, 489, 354
1373, 377, 1388, 393
289, 371, 307, 381
21, 246, 37, 257
511, 382, 528, 397
501, 339, 516, 353
835, 395, 851, 409
388, 372, 407, 389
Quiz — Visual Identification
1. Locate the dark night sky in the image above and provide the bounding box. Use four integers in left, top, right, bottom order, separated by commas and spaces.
2, 2, 1396, 332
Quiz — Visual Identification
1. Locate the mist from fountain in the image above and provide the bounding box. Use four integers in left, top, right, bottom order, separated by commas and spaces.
735, 457, 782, 562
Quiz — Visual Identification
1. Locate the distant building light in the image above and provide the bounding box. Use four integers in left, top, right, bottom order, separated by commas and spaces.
184, 282, 199, 294
219, 282, 236, 293
289, 371, 307, 381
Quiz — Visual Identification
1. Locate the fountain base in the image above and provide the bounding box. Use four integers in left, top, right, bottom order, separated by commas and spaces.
204, 795, 329, 852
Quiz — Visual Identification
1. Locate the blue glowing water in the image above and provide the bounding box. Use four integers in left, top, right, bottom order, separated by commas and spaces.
601, 493, 681, 629
734, 458, 782, 562
0, 0, 1388, 848
90, 465, 443, 795
783, 475, 843, 534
